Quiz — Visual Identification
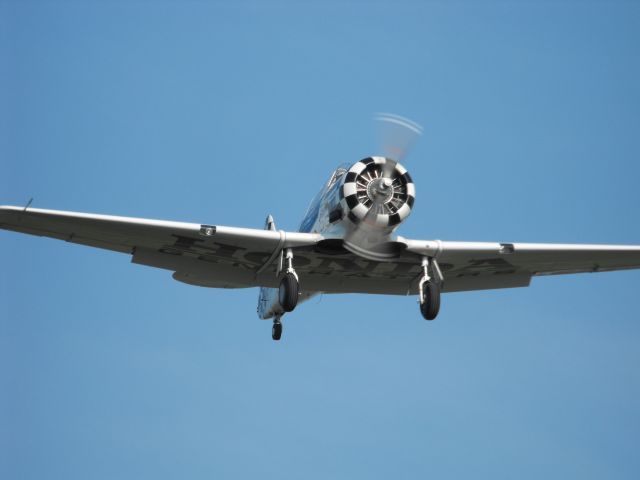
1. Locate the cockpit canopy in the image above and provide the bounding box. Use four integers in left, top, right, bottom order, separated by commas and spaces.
299, 164, 350, 233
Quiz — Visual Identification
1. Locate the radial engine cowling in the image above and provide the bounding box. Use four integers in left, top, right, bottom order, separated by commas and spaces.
339, 156, 415, 259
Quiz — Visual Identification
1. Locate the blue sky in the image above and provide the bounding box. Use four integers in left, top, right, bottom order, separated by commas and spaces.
2, 1, 640, 478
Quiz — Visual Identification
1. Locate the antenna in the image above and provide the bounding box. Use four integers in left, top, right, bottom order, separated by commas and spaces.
23, 197, 33, 211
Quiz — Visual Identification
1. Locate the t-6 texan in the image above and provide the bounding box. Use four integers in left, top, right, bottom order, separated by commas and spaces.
2, 114, 639, 340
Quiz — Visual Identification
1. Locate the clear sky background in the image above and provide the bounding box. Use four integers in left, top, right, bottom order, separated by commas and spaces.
2, 1, 640, 478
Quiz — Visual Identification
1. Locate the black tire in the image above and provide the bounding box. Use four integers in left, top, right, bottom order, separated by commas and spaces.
279, 273, 299, 312
272, 321, 282, 341
420, 282, 441, 321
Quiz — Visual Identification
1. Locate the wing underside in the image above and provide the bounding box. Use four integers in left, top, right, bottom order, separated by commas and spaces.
2, 206, 640, 295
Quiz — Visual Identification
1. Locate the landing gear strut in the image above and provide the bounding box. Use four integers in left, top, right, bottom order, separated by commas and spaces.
419, 257, 442, 321
271, 249, 300, 341
278, 248, 299, 312
272, 317, 283, 341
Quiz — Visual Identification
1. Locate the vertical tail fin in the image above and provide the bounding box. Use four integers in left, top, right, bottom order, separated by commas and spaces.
264, 214, 276, 231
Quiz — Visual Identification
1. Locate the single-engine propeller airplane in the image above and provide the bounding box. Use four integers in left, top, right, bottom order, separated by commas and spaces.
2, 114, 640, 340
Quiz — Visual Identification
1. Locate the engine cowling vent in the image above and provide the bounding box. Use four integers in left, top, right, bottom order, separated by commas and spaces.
339, 156, 415, 228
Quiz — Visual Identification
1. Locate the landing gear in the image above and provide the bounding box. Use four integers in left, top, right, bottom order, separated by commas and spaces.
272, 317, 283, 341
271, 249, 299, 341
419, 257, 442, 321
278, 248, 299, 312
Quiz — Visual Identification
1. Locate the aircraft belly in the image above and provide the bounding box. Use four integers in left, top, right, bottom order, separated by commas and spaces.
294, 272, 531, 295
298, 275, 412, 295
130, 246, 534, 295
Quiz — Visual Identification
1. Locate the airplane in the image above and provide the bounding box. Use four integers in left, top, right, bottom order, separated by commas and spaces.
2, 114, 640, 341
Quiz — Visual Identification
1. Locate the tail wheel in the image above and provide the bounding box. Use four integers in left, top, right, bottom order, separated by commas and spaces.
420, 282, 441, 321
278, 273, 299, 312
272, 321, 282, 341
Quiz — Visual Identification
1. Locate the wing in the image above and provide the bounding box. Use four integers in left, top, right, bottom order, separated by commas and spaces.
3, 205, 639, 295
0, 205, 419, 293
0, 206, 321, 289
403, 239, 640, 293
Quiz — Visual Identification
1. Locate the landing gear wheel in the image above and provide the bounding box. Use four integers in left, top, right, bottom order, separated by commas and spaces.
272, 320, 282, 341
420, 282, 441, 321
278, 273, 299, 312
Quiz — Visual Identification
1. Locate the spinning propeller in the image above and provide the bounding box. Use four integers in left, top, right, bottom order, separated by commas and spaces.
376, 112, 423, 176
342, 113, 422, 259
